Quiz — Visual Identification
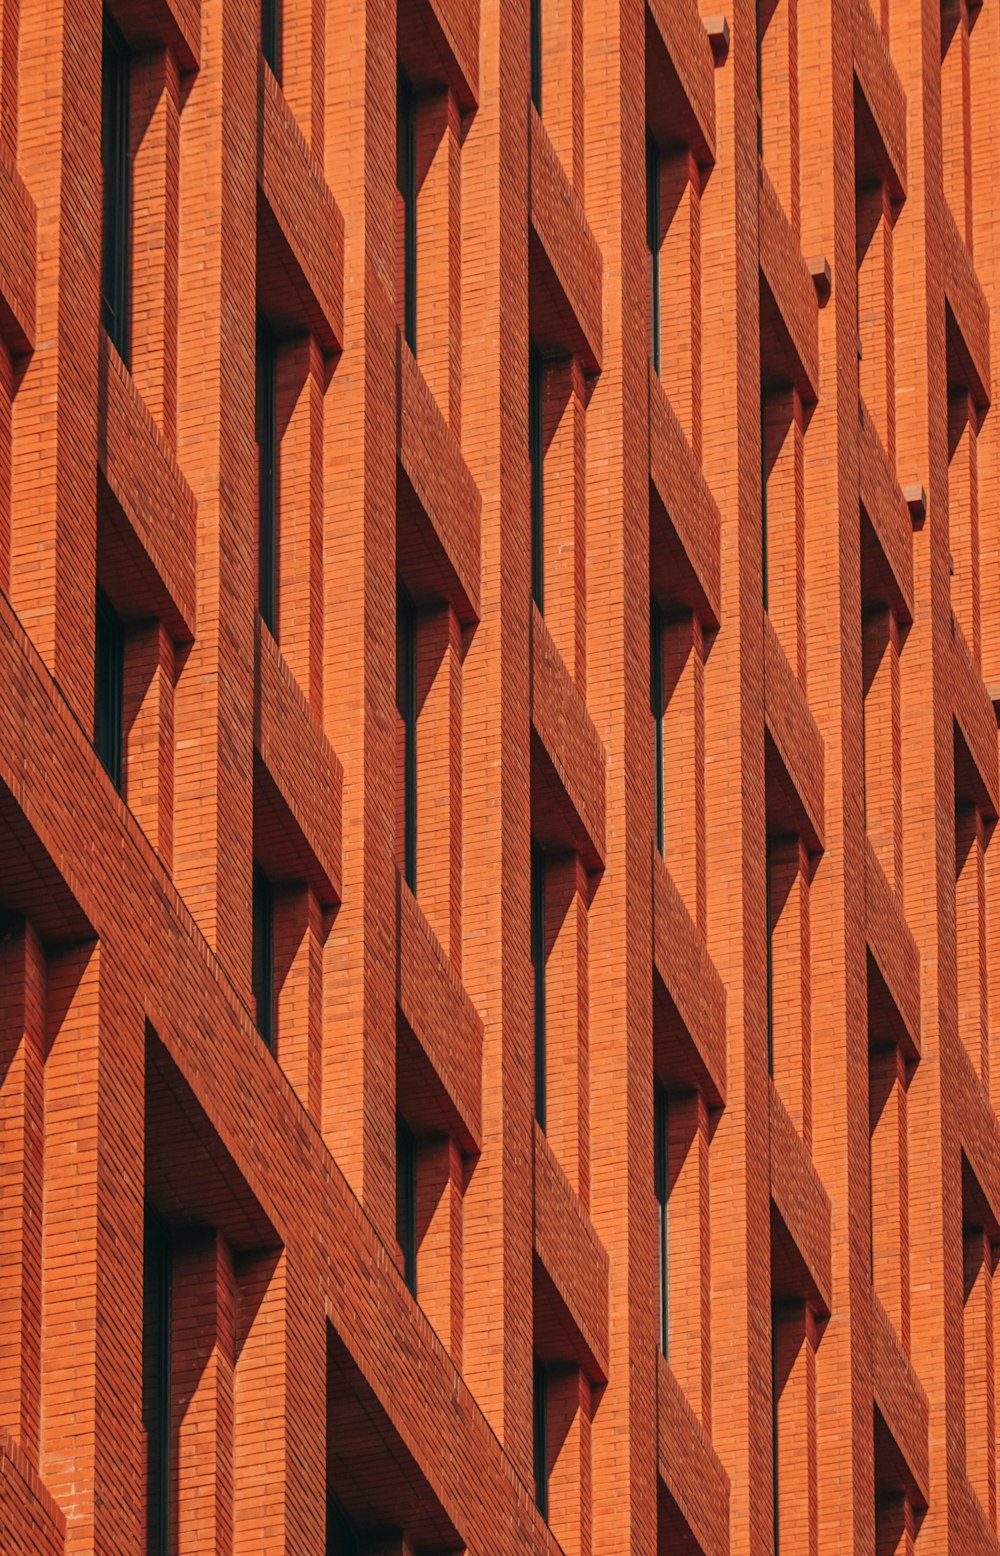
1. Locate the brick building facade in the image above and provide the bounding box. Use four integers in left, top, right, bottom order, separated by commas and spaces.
0, 0, 997, 1543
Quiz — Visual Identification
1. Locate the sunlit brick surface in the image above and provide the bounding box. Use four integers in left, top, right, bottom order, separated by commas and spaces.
0, 0, 999, 1548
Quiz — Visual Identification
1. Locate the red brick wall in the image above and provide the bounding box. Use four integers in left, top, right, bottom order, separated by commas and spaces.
0, 0, 997, 1547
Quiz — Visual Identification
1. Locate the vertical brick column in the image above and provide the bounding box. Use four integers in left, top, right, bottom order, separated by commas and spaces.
799, 0, 884, 1534
862, 605, 903, 896
759, 0, 800, 231
234, 1250, 327, 1553
547, 1368, 591, 1556
541, 358, 587, 687
123, 620, 176, 867
661, 613, 707, 935
276, 335, 325, 713
763, 386, 806, 683
961, 1226, 995, 1523
414, 605, 463, 968
11, 0, 101, 722
40, 945, 144, 1552
130, 48, 181, 444
275, 885, 324, 1120
322, 0, 398, 1244
947, 389, 980, 663
699, 1, 774, 1547
172, 1230, 236, 1551
583, 0, 659, 1543
659, 151, 703, 459
415, 1136, 464, 1364
857, 180, 896, 465
415, 89, 462, 429
460, 0, 534, 1478
0, 920, 45, 1460
544, 854, 589, 1206
773, 1303, 818, 1555
869, 1043, 911, 1348
768, 836, 811, 1144
894, 0, 970, 1536
174, 0, 258, 991
667, 1090, 712, 1428
954, 801, 987, 1084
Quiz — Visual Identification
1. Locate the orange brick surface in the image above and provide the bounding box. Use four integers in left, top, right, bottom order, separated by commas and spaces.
0, 0, 999, 1548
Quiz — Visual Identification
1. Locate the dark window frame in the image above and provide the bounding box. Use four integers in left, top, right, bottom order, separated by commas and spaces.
261, 0, 281, 78
532, 843, 547, 1131
95, 587, 125, 790
654, 1083, 670, 1359
396, 1114, 417, 1295
533, 1361, 549, 1518
650, 602, 665, 856
396, 587, 418, 892
646, 133, 661, 376
530, 346, 544, 611
397, 70, 418, 353
252, 865, 276, 1050
761, 389, 769, 610
102, 12, 132, 362
256, 321, 279, 637
143, 1209, 172, 1556
765, 851, 774, 1076
530, 0, 542, 111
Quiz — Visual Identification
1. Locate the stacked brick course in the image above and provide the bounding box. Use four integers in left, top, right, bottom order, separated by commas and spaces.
0, 0, 998, 1545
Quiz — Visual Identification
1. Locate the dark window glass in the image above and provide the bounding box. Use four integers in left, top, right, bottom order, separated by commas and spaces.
655, 1084, 669, 1358
761, 390, 769, 610
532, 843, 547, 1130
397, 71, 417, 353
143, 1209, 172, 1556
396, 588, 418, 892
262, 0, 280, 78
95, 588, 125, 790
530, 346, 544, 611
533, 1362, 549, 1517
651, 602, 665, 855
530, 0, 542, 111
396, 1114, 417, 1295
256, 323, 278, 636
771, 1313, 780, 1553
646, 133, 661, 375
327, 1500, 361, 1556
765, 853, 774, 1076
756, 0, 764, 155
252, 865, 275, 1050
102, 13, 131, 361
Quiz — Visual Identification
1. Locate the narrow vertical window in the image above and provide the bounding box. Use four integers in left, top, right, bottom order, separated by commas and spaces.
651, 602, 665, 855
396, 1115, 417, 1295
755, 0, 764, 156
771, 1315, 780, 1554
256, 323, 278, 636
646, 134, 661, 376
143, 1210, 171, 1556
530, 346, 544, 611
533, 1362, 549, 1518
327, 1501, 361, 1555
397, 588, 418, 892
530, 0, 542, 111
655, 1084, 669, 1358
397, 71, 417, 353
761, 390, 769, 610
102, 13, 131, 362
261, 0, 280, 78
95, 588, 125, 790
252, 865, 275, 1050
532, 844, 547, 1130
765, 853, 774, 1076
